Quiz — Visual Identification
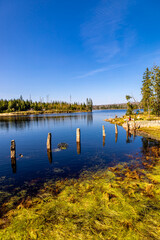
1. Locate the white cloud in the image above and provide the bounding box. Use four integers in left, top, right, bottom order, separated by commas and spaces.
74, 63, 126, 79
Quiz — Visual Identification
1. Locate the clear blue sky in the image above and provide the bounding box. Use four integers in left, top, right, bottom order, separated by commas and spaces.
0, 0, 160, 104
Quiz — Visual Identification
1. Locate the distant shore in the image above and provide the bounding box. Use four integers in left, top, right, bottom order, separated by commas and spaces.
0, 109, 92, 117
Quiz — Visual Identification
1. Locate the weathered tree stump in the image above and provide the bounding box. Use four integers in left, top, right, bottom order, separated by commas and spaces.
47, 133, 51, 151
76, 128, 80, 143
115, 124, 118, 134
134, 120, 136, 130
11, 140, 16, 172
102, 125, 106, 137
11, 140, 16, 160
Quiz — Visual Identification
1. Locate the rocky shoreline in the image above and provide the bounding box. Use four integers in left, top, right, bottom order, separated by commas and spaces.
122, 120, 160, 131
105, 117, 160, 141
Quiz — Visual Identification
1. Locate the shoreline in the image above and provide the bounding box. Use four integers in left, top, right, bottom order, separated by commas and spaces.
105, 114, 160, 141
0, 110, 91, 117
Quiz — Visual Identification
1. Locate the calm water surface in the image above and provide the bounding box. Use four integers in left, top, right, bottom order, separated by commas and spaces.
0, 110, 157, 188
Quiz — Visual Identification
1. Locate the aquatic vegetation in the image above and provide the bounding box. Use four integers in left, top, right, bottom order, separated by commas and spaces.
0, 147, 160, 239
57, 143, 69, 150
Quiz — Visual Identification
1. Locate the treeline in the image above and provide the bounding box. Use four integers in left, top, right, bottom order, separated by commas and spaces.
141, 65, 160, 115
0, 96, 93, 113
94, 104, 127, 110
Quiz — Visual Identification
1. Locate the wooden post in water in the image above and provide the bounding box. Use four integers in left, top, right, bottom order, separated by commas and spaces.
126, 121, 129, 132
11, 140, 16, 173
47, 133, 51, 151
76, 128, 80, 143
102, 125, 106, 137
11, 140, 16, 161
115, 124, 118, 134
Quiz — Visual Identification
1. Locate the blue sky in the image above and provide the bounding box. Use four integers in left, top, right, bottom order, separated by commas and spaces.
0, 0, 160, 104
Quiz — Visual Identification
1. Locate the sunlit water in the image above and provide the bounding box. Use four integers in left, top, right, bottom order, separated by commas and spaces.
0, 110, 158, 189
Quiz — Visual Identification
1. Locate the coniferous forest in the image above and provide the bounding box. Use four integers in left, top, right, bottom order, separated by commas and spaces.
0, 97, 93, 113
141, 65, 160, 116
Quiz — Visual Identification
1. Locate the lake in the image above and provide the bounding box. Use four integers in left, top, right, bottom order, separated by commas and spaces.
0, 110, 158, 190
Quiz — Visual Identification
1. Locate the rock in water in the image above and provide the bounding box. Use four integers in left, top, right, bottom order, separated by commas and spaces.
57, 143, 68, 150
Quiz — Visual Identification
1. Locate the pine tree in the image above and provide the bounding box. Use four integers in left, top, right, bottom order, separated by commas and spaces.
86, 98, 93, 111
152, 66, 160, 116
125, 95, 134, 115
141, 68, 152, 113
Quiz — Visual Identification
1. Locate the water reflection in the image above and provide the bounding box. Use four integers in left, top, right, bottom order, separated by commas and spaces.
141, 137, 160, 154
115, 133, 118, 143
77, 142, 81, 154
1, 110, 159, 190
47, 151, 52, 164
132, 130, 136, 139
86, 112, 93, 125
11, 160, 16, 174
0, 113, 93, 130
103, 136, 105, 147
126, 131, 132, 143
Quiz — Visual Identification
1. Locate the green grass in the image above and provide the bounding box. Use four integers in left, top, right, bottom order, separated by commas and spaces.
0, 109, 90, 116
138, 127, 160, 140
105, 117, 126, 125
105, 113, 160, 125
0, 147, 160, 239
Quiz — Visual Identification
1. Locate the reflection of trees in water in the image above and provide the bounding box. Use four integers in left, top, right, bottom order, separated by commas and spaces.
0, 117, 32, 130
0, 113, 93, 130
87, 113, 93, 125
141, 137, 160, 154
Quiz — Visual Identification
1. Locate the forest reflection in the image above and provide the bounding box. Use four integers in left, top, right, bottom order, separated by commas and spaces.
0, 113, 93, 130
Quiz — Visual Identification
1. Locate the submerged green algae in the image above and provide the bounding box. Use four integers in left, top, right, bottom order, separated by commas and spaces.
0, 147, 160, 239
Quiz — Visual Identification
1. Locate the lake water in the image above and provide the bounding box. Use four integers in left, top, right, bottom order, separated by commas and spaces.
0, 110, 158, 189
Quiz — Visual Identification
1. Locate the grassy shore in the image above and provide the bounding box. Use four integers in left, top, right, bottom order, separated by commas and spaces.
0, 109, 91, 117
138, 127, 160, 141
105, 112, 160, 124
0, 146, 160, 239
105, 113, 160, 141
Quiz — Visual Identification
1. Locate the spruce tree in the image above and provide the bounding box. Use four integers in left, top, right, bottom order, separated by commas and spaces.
141, 67, 152, 113
152, 66, 160, 116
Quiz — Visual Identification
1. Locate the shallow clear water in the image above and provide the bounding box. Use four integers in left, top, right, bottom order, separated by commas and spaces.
0, 110, 156, 188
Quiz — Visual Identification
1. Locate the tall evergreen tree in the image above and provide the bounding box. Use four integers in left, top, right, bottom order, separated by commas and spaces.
86, 98, 93, 111
141, 67, 152, 113
152, 66, 160, 116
